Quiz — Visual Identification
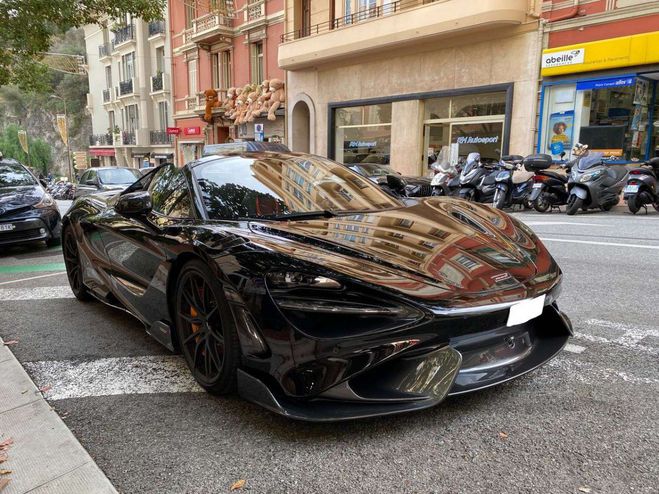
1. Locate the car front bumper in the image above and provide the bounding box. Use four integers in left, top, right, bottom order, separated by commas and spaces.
0, 208, 61, 247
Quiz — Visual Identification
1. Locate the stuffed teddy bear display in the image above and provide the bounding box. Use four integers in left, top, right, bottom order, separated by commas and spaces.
226, 87, 243, 120
266, 79, 285, 121
203, 88, 222, 123
250, 79, 271, 121
223, 87, 237, 117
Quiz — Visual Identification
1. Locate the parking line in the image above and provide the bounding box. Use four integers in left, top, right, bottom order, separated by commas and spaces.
564, 343, 586, 354
540, 238, 659, 250
0, 286, 74, 300
0, 262, 67, 274
0, 271, 67, 286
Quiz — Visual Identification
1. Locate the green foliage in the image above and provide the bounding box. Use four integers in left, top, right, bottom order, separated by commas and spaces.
0, 0, 165, 90
0, 124, 52, 174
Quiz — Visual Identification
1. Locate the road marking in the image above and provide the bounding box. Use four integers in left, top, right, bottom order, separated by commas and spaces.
539, 356, 659, 386
540, 238, 659, 250
564, 343, 586, 354
0, 271, 67, 286
0, 286, 74, 300
24, 355, 203, 400
574, 318, 659, 355
524, 222, 604, 227
0, 262, 67, 274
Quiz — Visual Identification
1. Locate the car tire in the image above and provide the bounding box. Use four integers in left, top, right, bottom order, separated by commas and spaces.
174, 260, 240, 395
566, 195, 582, 215
62, 227, 92, 301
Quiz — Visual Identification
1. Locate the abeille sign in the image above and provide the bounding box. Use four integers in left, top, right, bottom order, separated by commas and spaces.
542, 49, 585, 69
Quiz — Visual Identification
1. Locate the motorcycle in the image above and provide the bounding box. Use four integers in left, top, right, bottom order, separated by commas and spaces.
525, 153, 570, 213
457, 152, 499, 202
430, 159, 461, 196
493, 155, 534, 210
565, 143, 628, 215
624, 157, 659, 214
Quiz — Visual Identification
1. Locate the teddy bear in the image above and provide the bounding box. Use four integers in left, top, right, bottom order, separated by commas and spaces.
266, 79, 285, 121
223, 87, 239, 119
244, 90, 260, 123
229, 86, 250, 124
203, 88, 222, 123
250, 79, 271, 120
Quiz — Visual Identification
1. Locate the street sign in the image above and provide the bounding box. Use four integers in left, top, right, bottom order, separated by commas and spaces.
183, 127, 201, 136
166, 127, 181, 135
73, 151, 88, 170
254, 123, 264, 142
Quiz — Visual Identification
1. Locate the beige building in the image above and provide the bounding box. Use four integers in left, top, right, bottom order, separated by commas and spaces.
278, 0, 544, 177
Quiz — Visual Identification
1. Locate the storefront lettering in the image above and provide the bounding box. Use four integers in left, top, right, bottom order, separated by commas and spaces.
542, 48, 585, 68
348, 140, 378, 148
456, 136, 499, 145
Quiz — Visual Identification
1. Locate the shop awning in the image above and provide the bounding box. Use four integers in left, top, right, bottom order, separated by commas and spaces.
89, 148, 115, 157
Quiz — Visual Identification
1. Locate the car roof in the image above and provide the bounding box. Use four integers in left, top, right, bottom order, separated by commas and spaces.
187, 150, 317, 169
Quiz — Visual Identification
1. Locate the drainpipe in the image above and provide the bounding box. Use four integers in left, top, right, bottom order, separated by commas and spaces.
548, 0, 580, 22
530, 17, 547, 155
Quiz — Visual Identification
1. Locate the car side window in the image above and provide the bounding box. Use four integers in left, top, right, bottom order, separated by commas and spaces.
79, 171, 89, 183
148, 165, 193, 218
87, 170, 97, 183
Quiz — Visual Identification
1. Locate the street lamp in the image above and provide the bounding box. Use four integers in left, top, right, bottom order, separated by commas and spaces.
50, 95, 74, 180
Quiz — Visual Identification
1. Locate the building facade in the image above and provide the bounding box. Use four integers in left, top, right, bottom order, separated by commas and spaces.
279, 0, 545, 177
169, 0, 286, 166
84, 13, 175, 169
539, 0, 659, 161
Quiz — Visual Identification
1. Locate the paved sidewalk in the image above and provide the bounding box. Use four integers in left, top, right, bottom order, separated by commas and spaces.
0, 337, 116, 494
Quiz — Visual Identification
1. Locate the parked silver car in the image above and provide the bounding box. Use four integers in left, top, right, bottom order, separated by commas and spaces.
75, 167, 141, 198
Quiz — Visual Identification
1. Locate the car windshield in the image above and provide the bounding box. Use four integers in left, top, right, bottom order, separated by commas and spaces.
0, 162, 36, 187
98, 168, 141, 185
194, 154, 402, 220
577, 152, 604, 171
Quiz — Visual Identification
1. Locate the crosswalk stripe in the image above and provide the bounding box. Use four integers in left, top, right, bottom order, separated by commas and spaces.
0, 285, 74, 300
24, 355, 203, 401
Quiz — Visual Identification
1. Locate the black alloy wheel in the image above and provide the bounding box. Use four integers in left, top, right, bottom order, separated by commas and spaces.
175, 260, 239, 394
62, 227, 91, 301
566, 195, 583, 216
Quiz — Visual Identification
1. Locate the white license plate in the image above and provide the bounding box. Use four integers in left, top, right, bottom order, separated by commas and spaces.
532, 183, 543, 189
624, 184, 639, 193
0, 223, 15, 232
507, 295, 546, 327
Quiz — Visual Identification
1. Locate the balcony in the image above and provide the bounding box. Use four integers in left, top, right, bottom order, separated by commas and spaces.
122, 131, 136, 145
244, 0, 265, 24
98, 43, 112, 60
102, 88, 112, 103
119, 78, 135, 97
279, 0, 530, 70
148, 20, 166, 38
111, 24, 135, 50
190, 12, 233, 45
150, 130, 173, 145
150, 72, 170, 94
89, 134, 113, 146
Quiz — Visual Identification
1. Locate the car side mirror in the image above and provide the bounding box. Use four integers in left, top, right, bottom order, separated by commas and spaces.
115, 191, 152, 216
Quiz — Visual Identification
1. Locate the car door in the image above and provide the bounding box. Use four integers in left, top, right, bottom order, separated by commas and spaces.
76, 169, 99, 198
99, 164, 195, 324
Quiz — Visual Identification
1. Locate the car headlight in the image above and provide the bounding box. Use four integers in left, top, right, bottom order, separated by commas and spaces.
34, 193, 56, 209
579, 170, 604, 183
267, 272, 342, 290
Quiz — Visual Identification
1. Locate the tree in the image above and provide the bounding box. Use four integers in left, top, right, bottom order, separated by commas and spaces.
0, 0, 164, 90
0, 124, 52, 175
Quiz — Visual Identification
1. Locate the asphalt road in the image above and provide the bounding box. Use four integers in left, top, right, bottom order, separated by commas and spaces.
1, 201, 657, 493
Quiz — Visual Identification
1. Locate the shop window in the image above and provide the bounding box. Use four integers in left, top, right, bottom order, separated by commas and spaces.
424, 98, 450, 120
450, 92, 506, 118
334, 103, 392, 165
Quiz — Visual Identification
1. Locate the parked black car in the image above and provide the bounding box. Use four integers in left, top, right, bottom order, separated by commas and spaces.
74, 167, 141, 198
347, 163, 433, 197
0, 158, 61, 248
63, 152, 571, 421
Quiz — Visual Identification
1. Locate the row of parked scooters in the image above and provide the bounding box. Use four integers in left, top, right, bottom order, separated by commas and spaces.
46, 180, 76, 200
429, 143, 659, 215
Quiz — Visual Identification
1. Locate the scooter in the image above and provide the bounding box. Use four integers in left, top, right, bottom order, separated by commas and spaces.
565, 143, 628, 215
525, 153, 570, 212
493, 155, 534, 210
458, 152, 499, 202
430, 160, 460, 196
624, 157, 659, 214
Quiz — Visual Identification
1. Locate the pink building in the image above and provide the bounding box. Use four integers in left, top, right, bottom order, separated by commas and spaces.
169, 0, 285, 165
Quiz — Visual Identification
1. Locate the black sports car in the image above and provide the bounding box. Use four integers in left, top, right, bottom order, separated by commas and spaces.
63, 152, 572, 421
0, 158, 62, 248
347, 163, 433, 197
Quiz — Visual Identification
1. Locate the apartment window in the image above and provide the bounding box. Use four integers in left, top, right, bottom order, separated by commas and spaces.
158, 101, 169, 131
218, 51, 232, 88
105, 65, 112, 89
188, 59, 197, 97
185, 1, 197, 29
108, 111, 115, 132
121, 52, 135, 81
250, 42, 264, 84
125, 104, 139, 132
155, 47, 165, 74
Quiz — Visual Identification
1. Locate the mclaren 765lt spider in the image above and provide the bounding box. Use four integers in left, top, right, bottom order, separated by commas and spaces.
62, 152, 572, 421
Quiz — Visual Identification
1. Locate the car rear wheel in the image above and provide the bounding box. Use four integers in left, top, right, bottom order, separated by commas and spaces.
175, 260, 240, 395
62, 227, 92, 301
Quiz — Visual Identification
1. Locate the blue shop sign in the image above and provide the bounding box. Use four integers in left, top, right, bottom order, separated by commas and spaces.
576, 76, 635, 91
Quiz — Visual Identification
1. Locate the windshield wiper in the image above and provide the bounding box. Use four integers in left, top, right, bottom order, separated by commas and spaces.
260, 210, 336, 221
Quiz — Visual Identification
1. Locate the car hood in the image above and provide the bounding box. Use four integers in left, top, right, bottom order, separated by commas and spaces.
242, 197, 560, 308
0, 185, 43, 216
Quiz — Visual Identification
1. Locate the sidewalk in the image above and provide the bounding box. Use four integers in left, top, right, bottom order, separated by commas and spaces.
0, 337, 116, 494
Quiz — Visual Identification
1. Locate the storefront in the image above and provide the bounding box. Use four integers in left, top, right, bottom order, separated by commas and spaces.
329, 85, 513, 174
539, 31, 659, 161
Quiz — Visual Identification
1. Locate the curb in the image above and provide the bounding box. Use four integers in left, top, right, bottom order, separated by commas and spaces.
0, 337, 117, 494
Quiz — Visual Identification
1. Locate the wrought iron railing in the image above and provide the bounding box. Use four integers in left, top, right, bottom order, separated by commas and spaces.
280, 0, 422, 42
112, 24, 135, 48
98, 43, 112, 58
150, 131, 173, 145
102, 89, 111, 103
122, 131, 136, 145
119, 79, 134, 96
89, 134, 113, 146
148, 20, 166, 37
151, 73, 164, 92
